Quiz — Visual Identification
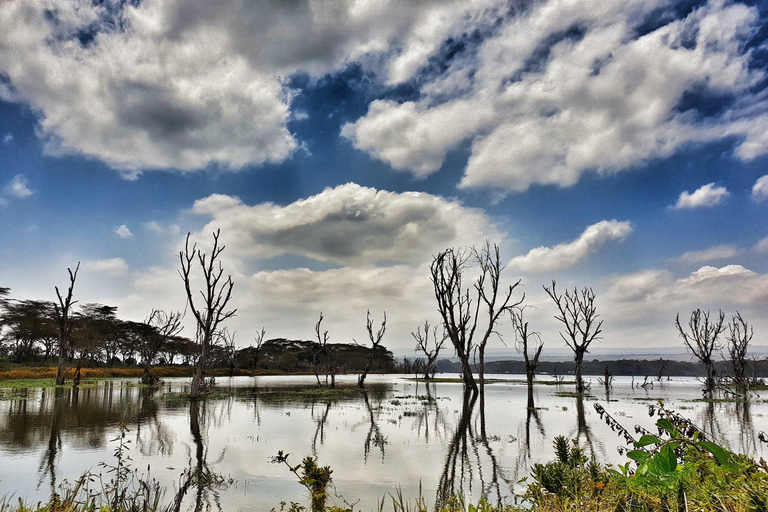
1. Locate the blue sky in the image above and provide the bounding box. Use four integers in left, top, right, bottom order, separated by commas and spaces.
1, 0, 767, 353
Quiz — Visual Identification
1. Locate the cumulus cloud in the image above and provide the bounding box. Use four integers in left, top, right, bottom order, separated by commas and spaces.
0, 0, 506, 174
606, 264, 768, 309
4, 174, 33, 198
82, 258, 129, 277
752, 175, 768, 202
344, 0, 767, 191
677, 244, 740, 263
190, 183, 502, 267
509, 220, 632, 273
672, 183, 730, 209
115, 225, 133, 239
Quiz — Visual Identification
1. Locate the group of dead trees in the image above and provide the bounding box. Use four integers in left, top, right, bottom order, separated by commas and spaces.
676, 309, 761, 395
429, 241, 603, 402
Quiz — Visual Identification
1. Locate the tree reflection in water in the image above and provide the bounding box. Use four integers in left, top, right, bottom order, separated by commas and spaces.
170, 400, 233, 512
436, 392, 513, 508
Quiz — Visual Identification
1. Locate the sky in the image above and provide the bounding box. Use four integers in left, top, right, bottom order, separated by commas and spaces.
0, 0, 767, 356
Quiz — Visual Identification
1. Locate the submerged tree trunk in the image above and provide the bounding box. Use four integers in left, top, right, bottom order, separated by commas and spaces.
574, 350, 585, 393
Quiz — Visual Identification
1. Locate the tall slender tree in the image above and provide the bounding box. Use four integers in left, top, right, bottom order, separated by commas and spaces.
544, 281, 602, 393
675, 309, 725, 392
726, 311, 752, 391
356, 310, 386, 388
511, 304, 543, 408
179, 230, 236, 397
53, 263, 79, 386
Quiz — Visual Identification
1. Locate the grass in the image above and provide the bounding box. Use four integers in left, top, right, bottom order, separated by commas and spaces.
0, 366, 303, 385
159, 386, 363, 403
553, 391, 594, 399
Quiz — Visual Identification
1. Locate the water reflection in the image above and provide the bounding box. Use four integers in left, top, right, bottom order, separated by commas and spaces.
0, 376, 764, 512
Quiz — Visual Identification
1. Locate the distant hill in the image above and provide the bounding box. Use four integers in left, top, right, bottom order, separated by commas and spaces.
233, 338, 397, 373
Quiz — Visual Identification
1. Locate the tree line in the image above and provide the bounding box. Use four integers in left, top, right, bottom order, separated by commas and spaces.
1, 230, 762, 400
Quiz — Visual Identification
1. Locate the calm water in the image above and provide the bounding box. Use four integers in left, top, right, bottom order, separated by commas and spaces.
0, 375, 765, 511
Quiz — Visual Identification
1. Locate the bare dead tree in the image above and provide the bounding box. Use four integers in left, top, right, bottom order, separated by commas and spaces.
313, 312, 339, 388
473, 242, 524, 395
356, 310, 386, 388
142, 309, 183, 385
675, 309, 725, 392
431, 248, 476, 393
727, 312, 753, 391
430, 243, 521, 396
179, 230, 236, 397
53, 263, 79, 386
543, 281, 602, 393
413, 320, 447, 380
511, 305, 543, 408
219, 328, 237, 378
249, 327, 266, 371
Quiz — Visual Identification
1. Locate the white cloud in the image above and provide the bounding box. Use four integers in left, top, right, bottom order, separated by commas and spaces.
190, 183, 502, 267
672, 183, 730, 209
144, 221, 180, 236
344, 0, 767, 191
752, 175, 768, 202
509, 220, 632, 273
4, 174, 33, 198
0, 0, 507, 174
115, 225, 133, 239
606, 264, 768, 309
82, 258, 129, 277
677, 244, 740, 263
755, 236, 768, 253
2, 133, 12, 144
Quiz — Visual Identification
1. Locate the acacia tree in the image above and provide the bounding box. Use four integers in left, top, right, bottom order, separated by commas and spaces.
430, 243, 521, 395
726, 311, 753, 391
179, 230, 236, 397
141, 310, 184, 384
53, 263, 79, 385
675, 309, 725, 392
511, 305, 543, 408
412, 320, 447, 380
543, 281, 602, 393
356, 310, 386, 388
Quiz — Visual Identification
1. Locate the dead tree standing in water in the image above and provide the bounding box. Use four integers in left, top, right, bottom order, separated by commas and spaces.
675, 309, 725, 393
356, 310, 386, 388
544, 281, 602, 394
431, 243, 521, 396
53, 263, 79, 386
511, 305, 543, 409
473, 242, 523, 396
313, 313, 339, 388
413, 320, 447, 380
727, 312, 753, 392
179, 230, 236, 397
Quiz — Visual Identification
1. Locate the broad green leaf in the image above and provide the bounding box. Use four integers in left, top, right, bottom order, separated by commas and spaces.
634, 434, 661, 448
656, 418, 675, 436
698, 441, 731, 466
654, 444, 677, 474
627, 450, 650, 463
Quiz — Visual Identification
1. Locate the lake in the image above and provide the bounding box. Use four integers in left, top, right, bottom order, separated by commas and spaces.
0, 374, 765, 511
